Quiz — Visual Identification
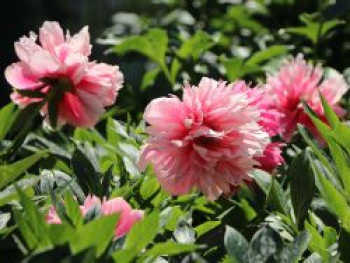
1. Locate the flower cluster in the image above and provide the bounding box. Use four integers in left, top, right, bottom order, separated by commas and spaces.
46, 195, 143, 238
4, 22, 348, 202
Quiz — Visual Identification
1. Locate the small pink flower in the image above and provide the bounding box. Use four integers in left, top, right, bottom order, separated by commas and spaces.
266, 54, 348, 141
138, 77, 270, 200
5, 21, 123, 127
256, 142, 285, 172
46, 195, 143, 238
46, 206, 62, 224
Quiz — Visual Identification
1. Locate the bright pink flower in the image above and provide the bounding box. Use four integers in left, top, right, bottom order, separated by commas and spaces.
266, 54, 348, 141
256, 142, 285, 172
46, 195, 143, 238
5, 21, 123, 127
138, 77, 270, 200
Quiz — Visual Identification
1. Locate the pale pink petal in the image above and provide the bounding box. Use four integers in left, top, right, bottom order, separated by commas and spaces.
67, 26, 91, 56
39, 21, 65, 54
14, 33, 41, 63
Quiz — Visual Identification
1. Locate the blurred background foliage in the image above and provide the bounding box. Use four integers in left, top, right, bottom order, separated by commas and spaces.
2, 0, 350, 120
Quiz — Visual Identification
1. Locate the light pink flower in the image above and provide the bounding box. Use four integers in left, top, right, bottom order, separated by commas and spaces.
5, 21, 123, 127
46, 195, 143, 238
138, 77, 270, 200
266, 54, 348, 141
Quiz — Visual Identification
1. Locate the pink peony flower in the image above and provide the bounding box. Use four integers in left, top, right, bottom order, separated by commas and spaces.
46, 195, 143, 238
5, 21, 123, 127
138, 77, 270, 200
266, 54, 348, 141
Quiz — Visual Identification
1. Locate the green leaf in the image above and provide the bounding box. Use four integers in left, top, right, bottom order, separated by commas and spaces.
305, 222, 329, 261
0, 103, 18, 141
222, 57, 261, 81
71, 148, 102, 197
290, 151, 315, 229
246, 227, 283, 262
284, 13, 344, 44
112, 249, 137, 263
298, 124, 335, 178
70, 214, 119, 257
141, 67, 161, 91
113, 29, 168, 69
266, 179, 289, 215
278, 231, 310, 263
145, 241, 197, 257
246, 45, 287, 65
177, 31, 214, 60
249, 169, 272, 195
224, 226, 249, 263
0, 178, 37, 207
0, 151, 47, 189
195, 221, 220, 238
319, 92, 339, 129
310, 155, 350, 232
15, 187, 51, 249
63, 192, 83, 228
124, 211, 159, 252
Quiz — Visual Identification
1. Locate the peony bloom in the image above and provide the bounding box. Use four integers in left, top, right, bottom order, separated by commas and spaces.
138, 77, 270, 200
266, 54, 348, 141
5, 21, 123, 127
46, 195, 143, 238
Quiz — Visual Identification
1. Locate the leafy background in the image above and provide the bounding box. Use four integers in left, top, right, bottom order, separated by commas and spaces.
1, 0, 350, 262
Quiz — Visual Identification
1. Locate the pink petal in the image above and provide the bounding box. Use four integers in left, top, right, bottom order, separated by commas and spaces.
39, 21, 65, 54
5, 62, 42, 90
